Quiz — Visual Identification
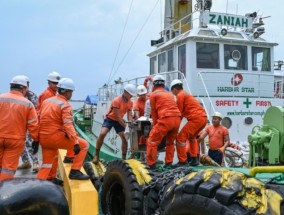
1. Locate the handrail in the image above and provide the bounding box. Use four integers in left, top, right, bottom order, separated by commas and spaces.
198, 71, 216, 114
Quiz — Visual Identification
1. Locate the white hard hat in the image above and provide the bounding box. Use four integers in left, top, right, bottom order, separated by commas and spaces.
170, 79, 183, 90
136, 85, 147, 95
212, 112, 223, 119
124, 84, 136, 96
153, 74, 165, 82
10, 75, 29, 87
58, 78, 75, 91
47, 71, 61, 82
21, 75, 29, 82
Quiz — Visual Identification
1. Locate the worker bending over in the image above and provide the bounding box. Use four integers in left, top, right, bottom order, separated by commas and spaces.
37, 78, 89, 182
147, 75, 181, 169
0, 75, 39, 181
170, 79, 207, 166
199, 112, 230, 165
93, 84, 135, 164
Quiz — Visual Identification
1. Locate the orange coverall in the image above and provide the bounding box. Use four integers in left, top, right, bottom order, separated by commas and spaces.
38, 86, 74, 176
176, 90, 207, 162
147, 87, 181, 166
0, 90, 39, 181
37, 87, 56, 113
37, 95, 89, 180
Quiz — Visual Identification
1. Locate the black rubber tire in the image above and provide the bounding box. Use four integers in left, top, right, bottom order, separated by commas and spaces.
265, 184, 284, 215
101, 160, 144, 215
160, 169, 284, 215
143, 167, 193, 215
0, 178, 69, 215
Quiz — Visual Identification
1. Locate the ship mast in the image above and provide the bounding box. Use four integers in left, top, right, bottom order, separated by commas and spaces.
164, 0, 192, 33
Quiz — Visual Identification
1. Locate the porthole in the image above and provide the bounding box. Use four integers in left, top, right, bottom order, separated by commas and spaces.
244, 117, 253, 125
221, 117, 232, 129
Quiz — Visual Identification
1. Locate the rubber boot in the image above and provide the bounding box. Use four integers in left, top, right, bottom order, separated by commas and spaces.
173, 161, 188, 168
190, 157, 199, 166
148, 163, 157, 170
163, 162, 173, 169
69, 170, 90, 180
47, 177, 64, 186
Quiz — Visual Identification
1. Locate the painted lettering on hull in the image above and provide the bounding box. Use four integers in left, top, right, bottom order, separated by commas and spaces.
217, 87, 239, 92
216, 100, 239, 106
256, 101, 272, 106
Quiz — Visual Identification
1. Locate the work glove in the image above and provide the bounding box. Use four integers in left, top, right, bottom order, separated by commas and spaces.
32, 141, 39, 155
73, 144, 81, 155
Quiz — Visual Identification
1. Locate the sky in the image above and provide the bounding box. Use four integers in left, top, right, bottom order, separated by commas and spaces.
0, 0, 283, 99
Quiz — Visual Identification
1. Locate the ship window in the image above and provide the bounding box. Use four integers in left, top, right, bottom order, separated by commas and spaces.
158, 52, 167, 73
150, 56, 157, 75
198, 30, 217, 36
222, 117, 232, 129
196, 42, 220, 69
178, 44, 186, 77
224, 45, 247, 70
252, 47, 271, 72
167, 49, 174, 71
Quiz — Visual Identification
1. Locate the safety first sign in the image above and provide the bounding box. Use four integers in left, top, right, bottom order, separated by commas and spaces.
216, 98, 272, 108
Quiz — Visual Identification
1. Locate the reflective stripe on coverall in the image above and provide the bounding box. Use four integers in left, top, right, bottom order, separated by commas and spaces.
37, 95, 89, 180
0, 91, 39, 181
176, 90, 207, 162
147, 87, 181, 166
37, 87, 62, 177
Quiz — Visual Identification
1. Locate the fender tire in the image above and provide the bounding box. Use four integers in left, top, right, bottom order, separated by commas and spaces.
160, 169, 284, 215
143, 167, 192, 215
101, 160, 144, 215
83, 161, 107, 190
0, 178, 69, 215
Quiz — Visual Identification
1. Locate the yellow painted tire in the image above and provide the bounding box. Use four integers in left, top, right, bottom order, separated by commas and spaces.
101, 159, 151, 215
160, 169, 284, 215
83, 161, 107, 190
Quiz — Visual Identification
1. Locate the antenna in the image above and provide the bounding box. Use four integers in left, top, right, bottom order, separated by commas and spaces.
226, 0, 228, 14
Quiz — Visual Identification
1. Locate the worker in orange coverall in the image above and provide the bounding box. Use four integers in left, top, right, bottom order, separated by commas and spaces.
37, 78, 89, 182
37, 71, 61, 112
0, 75, 39, 181
37, 71, 73, 184
147, 75, 181, 169
170, 79, 207, 166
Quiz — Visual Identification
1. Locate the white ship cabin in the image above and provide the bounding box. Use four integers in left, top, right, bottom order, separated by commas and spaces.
95, 0, 283, 145
146, 0, 284, 144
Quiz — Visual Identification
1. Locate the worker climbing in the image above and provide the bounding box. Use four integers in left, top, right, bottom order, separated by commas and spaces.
37, 78, 89, 182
